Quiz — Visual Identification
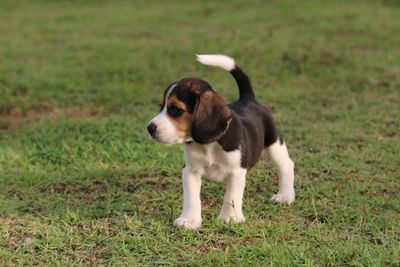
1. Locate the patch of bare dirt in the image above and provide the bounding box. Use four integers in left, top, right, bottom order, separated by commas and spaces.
126, 171, 172, 192
0, 215, 28, 226
0, 106, 99, 131
0, 216, 35, 250
304, 214, 327, 224
38, 181, 109, 204
194, 240, 227, 254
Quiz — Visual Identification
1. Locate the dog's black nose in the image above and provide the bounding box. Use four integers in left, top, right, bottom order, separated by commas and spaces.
147, 123, 157, 136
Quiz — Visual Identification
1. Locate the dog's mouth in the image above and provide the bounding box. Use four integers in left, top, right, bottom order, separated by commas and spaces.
149, 134, 176, 146
152, 136, 168, 145
151, 134, 189, 146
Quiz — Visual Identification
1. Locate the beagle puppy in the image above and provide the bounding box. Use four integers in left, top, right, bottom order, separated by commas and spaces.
147, 55, 295, 229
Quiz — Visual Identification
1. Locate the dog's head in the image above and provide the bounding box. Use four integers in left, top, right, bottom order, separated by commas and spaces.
147, 78, 231, 145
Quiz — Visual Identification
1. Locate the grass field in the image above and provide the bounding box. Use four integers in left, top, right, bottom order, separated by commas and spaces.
1, 0, 399, 265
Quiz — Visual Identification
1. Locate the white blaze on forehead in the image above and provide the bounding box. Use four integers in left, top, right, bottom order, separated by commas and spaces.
163, 83, 177, 108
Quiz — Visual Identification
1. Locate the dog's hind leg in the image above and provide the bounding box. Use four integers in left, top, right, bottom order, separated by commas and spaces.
267, 140, 295, 204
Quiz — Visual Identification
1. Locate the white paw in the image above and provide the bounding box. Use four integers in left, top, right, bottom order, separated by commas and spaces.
217, 207, 245, 224
173, 217, 202, 229
270, 192, 295, 204
217, 213, 245, 224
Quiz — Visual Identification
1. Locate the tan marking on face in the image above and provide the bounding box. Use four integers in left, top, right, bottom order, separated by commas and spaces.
167, 95, 193, 138
167, 95, 186, 110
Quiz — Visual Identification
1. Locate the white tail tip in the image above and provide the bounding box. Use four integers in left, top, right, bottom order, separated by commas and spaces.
196, 54, 236, 71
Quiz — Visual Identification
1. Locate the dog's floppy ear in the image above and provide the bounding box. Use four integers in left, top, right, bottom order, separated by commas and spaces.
192, 90, 231, 144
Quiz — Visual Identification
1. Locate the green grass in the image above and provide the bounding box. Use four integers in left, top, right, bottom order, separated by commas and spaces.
1, 0, 399, 265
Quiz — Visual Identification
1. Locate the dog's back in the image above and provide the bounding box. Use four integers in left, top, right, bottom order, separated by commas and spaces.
196, 54, 280, 168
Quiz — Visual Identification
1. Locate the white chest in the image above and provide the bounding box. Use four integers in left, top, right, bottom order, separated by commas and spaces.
183, 142, 242, 182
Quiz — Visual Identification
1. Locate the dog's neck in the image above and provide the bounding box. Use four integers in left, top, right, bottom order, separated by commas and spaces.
217, 113, 241, 151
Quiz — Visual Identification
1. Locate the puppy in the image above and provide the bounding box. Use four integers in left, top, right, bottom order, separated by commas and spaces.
147, 54, 295, 229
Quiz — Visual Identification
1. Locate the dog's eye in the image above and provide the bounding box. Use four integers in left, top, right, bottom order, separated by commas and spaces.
168, 105, 183, 117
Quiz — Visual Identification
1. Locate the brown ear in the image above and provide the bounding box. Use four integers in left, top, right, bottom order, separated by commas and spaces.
191, 90, 231, 144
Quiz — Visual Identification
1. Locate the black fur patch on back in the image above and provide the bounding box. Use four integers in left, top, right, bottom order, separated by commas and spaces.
218, 98, 279, 169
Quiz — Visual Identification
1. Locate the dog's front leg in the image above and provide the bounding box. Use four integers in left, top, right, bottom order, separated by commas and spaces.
218, 168, 247, 223
173, 166, 202, 229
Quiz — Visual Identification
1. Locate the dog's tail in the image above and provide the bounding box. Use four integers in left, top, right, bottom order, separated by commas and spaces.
196, 54, 256, 100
